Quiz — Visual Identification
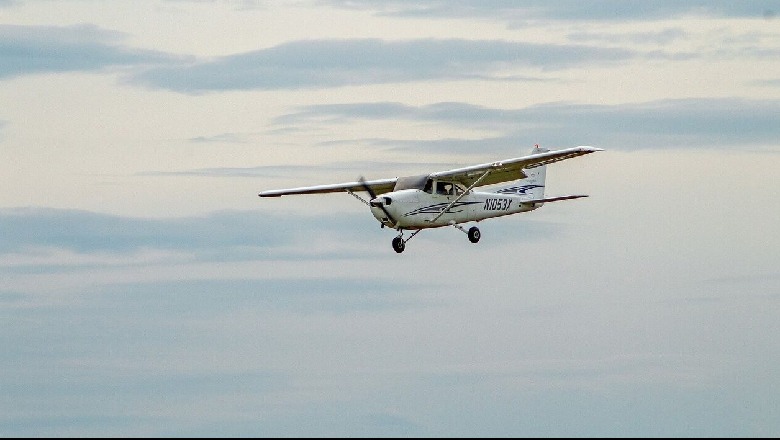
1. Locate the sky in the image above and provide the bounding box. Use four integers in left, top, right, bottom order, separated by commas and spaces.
0, 0, 779, 437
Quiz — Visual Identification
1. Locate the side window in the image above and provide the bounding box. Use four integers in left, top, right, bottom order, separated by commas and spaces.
437, 182, 454, 195
423, 179, 433, 194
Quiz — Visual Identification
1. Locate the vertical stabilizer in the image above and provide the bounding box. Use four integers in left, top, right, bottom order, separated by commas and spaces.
494, 145, 548, 200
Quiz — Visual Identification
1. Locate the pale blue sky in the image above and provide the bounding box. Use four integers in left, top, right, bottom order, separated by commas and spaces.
0, 1, 778, 437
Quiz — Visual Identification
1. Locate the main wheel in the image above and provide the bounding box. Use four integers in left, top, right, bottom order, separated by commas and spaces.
392, 236, 406, 253
468, 226, 481, 243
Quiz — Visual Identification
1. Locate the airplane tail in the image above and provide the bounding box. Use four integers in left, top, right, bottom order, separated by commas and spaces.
493, 145, 548, 200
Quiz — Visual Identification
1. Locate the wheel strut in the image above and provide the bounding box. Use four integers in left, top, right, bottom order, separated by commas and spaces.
452, 223, 481, 244
391, 229, 423, 253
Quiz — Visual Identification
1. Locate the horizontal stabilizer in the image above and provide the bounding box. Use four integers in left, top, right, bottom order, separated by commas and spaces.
523, 195, 588, 204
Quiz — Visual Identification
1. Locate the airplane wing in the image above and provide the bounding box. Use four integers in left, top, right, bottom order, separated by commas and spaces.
259, 177, 397, 197
430, 146, 603, 188
259, 146, 601, 198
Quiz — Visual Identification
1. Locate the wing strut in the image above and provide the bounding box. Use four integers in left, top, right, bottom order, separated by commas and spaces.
427, 169, 492, 224
346, 189, 371, 207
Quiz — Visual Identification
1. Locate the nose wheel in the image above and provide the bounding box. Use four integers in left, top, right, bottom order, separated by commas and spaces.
392, 236, 406, 253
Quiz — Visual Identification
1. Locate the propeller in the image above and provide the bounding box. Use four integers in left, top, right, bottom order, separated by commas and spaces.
359, 176, 396, 227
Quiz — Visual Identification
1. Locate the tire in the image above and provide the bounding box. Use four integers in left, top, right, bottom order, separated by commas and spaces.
468, 226, 481, 243
392, 236, 406, 253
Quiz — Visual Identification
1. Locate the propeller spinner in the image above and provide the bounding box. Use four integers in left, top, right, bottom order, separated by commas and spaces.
360, 176, 397, 227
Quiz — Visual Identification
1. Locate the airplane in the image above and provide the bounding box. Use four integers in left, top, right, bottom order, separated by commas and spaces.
259, 145, 602, 253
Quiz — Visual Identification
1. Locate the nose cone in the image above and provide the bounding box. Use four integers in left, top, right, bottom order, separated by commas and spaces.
369, 197, 395, 227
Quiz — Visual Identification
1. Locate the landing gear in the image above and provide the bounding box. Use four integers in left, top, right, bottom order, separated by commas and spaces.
468, 226, 481, 243
391, 229, 421, 253
390, 226, 478, 253
451, 223, 482, 244
392, 236, 406, 253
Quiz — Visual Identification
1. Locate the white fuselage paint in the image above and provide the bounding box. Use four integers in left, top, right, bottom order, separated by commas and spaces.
369, 189, 540, 230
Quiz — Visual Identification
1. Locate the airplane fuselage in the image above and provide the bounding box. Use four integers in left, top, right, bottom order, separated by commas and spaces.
369, 189, 541, 230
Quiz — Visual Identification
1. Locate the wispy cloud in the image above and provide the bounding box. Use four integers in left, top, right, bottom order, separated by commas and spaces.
752, 78, 780, 87
0, 205, 569, 273
131, 38, 635, 93
0, 208, 276, 254
97, 278, 430, 314
322, 0, 780, 22
0, 208, 382, 265
0, 24, 183, 79
279, 98, 780, 150
2, 24, 770, 93
567, 28, 688, 46
141, 160, 452, 178
187, 133, 249, 144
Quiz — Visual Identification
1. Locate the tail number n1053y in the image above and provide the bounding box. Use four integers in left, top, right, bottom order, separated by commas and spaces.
484, 198, 511, 211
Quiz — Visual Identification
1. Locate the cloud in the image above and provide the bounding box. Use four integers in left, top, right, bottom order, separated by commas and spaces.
322, 0, 780, 22
0, 208, 402, 273
0, 24, 182, 79
277, 101, 515, 127
752, 78, 780, 87
96, 278, 429, 315
0, 208, 376, 264
279, 98, 780, 150
140, 160, 451, 179
187, 133, 249, 144
567, 28, 688, 46
0, 205, 570, 275
0, 208, 276, 254
0, 276, 436, 436
131, 38, 635, 93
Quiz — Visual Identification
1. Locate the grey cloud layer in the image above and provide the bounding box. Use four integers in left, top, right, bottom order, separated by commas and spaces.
0, 207, 563, 273
280, 99, 780, 150
0, 26, 771, 93
0, 208, 369, 262
0, 29, 637, 91
131, 39, 634, 93
324, 0, 780, 21
0, 24, 181, 79
0, 205, 560, 253
0, 208, 276, 253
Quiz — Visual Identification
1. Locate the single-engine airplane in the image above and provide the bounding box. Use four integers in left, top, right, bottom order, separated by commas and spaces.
259, 145, 602, 253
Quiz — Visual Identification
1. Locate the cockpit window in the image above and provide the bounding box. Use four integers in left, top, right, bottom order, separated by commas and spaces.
422, 179, 463, 195
436, 182, 453, 195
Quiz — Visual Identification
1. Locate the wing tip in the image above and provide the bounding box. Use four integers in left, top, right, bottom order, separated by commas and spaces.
578, 146, 605, 152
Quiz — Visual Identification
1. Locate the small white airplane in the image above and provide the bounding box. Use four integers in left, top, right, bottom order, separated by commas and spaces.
259, 145, 602, 253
